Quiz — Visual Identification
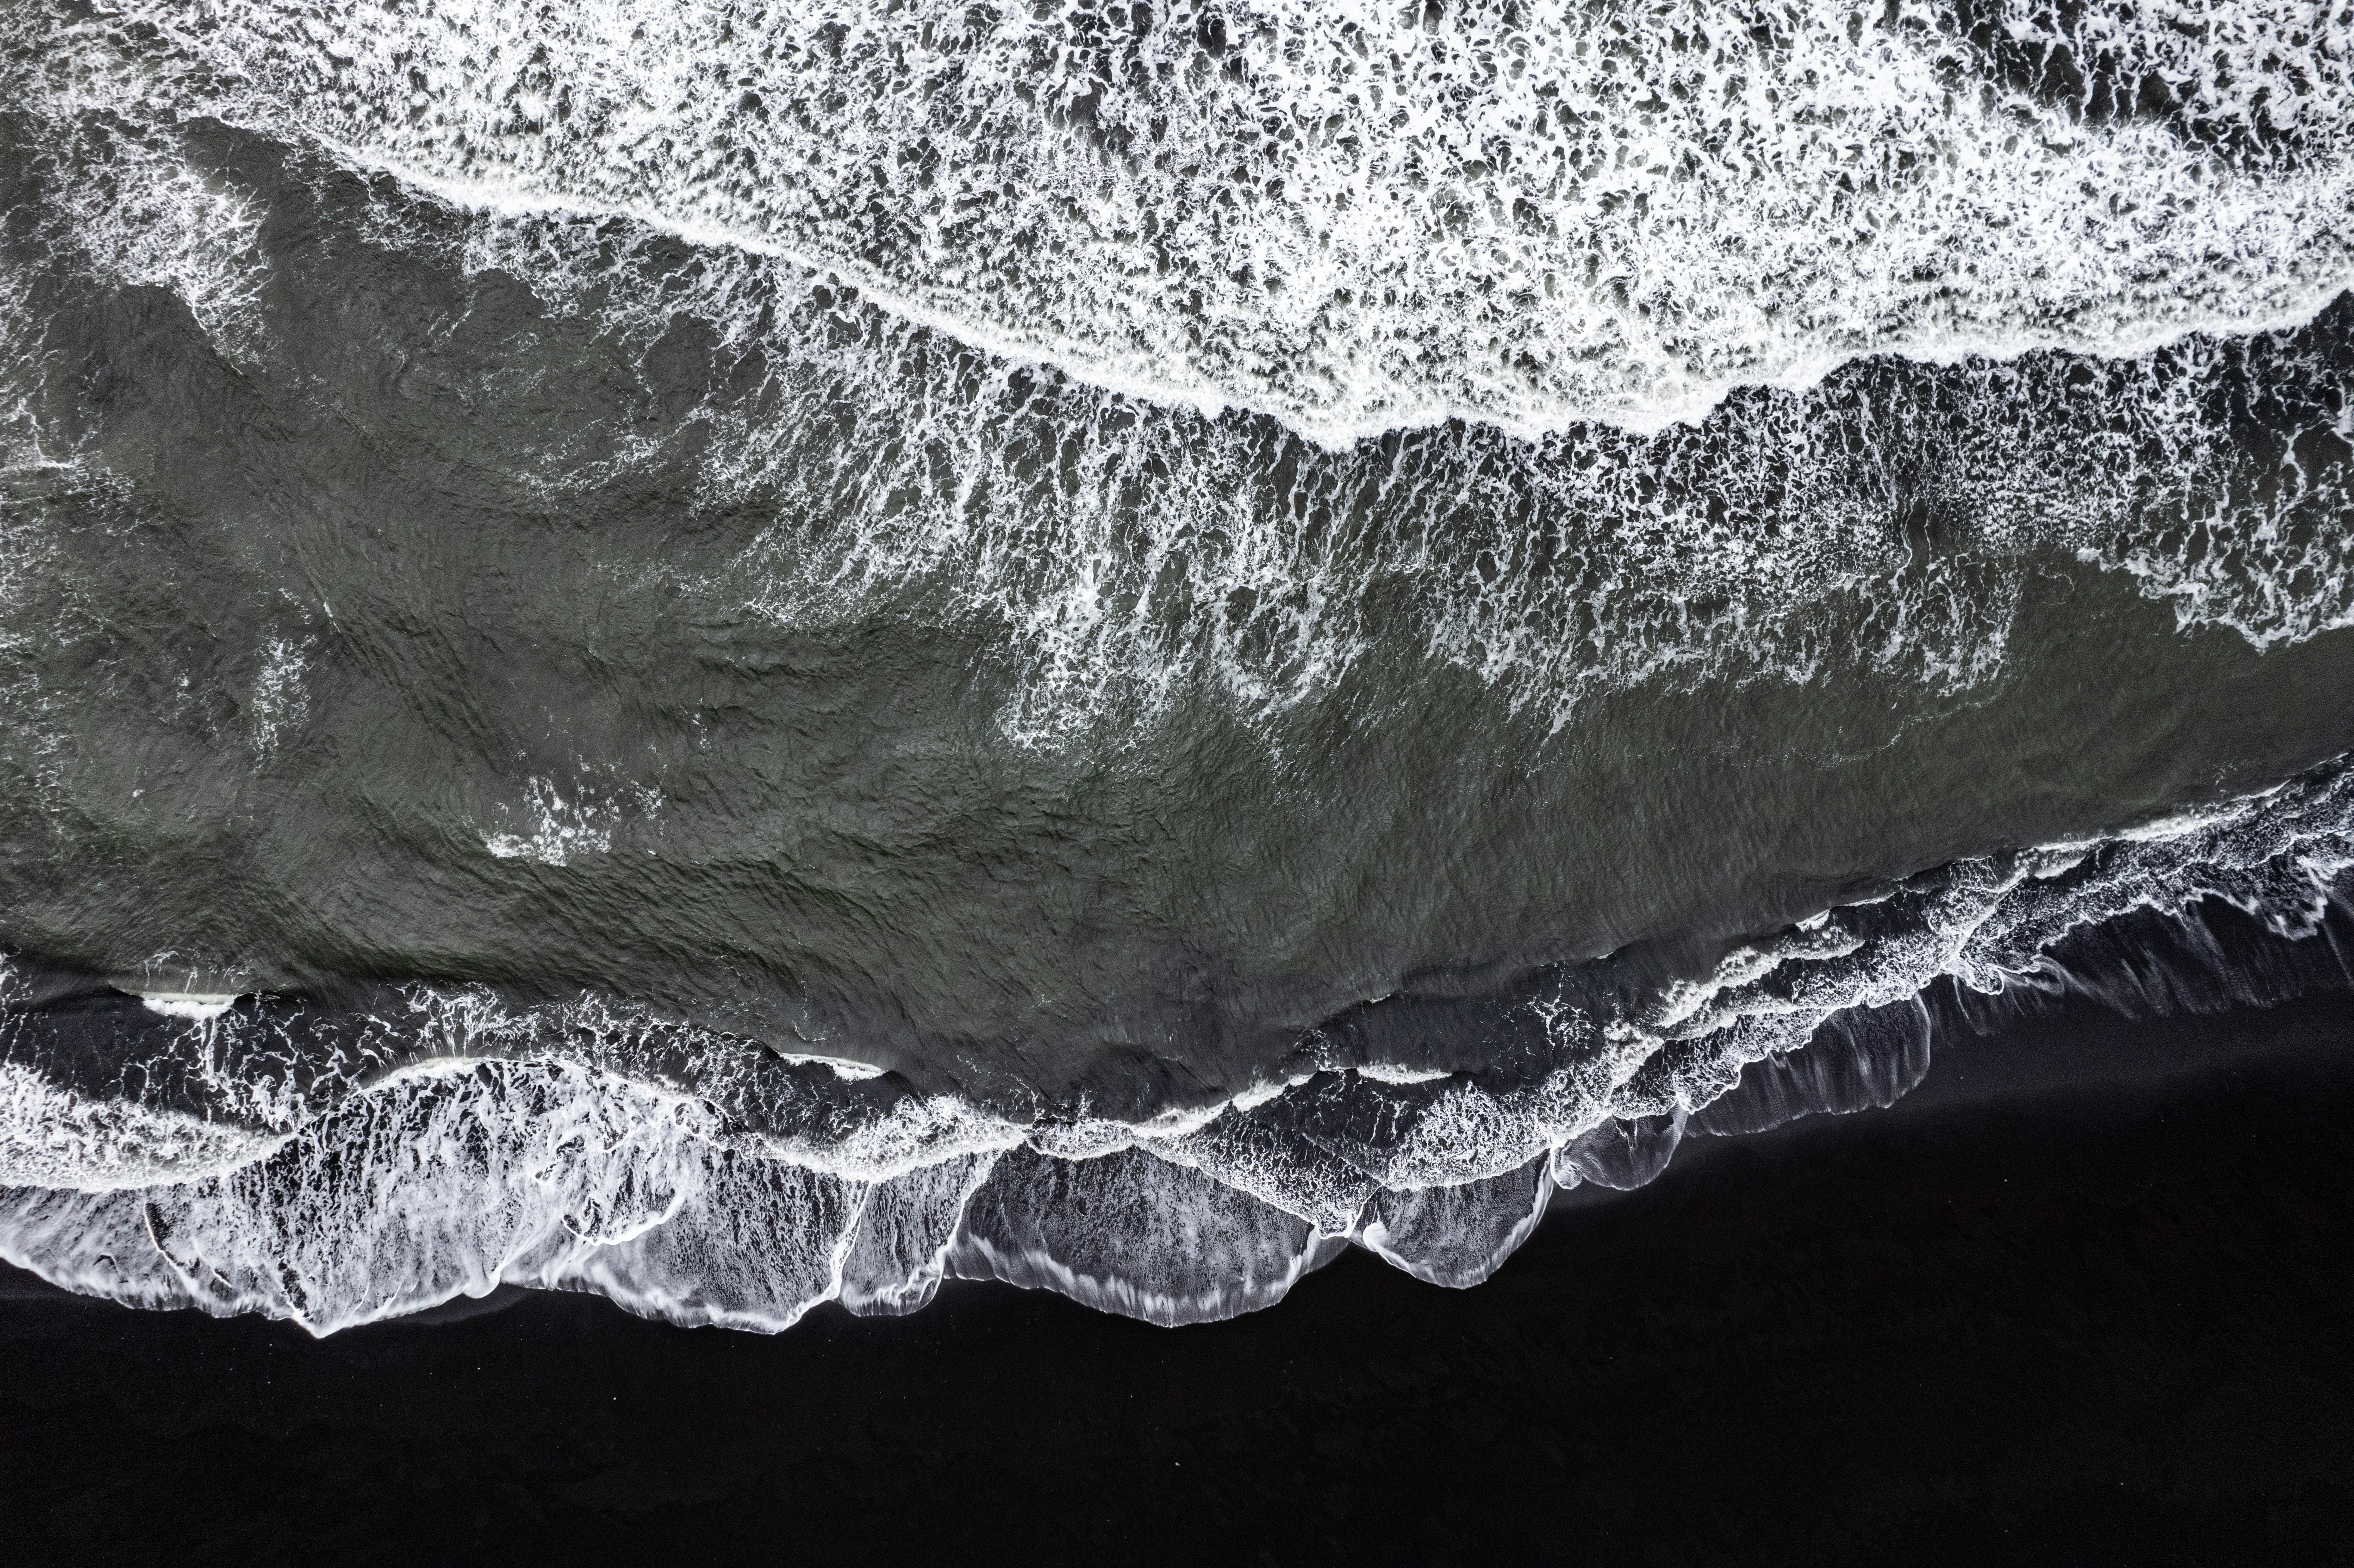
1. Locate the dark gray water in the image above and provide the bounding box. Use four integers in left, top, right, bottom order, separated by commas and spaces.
2, 0, 2351, 1332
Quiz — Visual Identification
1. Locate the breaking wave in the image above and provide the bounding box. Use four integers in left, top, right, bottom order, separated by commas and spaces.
18, 0, 2354, 442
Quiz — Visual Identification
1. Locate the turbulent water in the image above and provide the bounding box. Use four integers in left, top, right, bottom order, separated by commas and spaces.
0, 0, 2350, 1332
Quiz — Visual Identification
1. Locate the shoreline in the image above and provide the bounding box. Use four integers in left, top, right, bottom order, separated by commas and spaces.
3, 977, 2349, 1562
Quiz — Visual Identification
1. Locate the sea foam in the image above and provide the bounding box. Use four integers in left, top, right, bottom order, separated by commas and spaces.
44, 0, 2354, 443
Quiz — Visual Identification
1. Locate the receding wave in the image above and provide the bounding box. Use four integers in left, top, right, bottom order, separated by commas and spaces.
6, 757, 2350, 1333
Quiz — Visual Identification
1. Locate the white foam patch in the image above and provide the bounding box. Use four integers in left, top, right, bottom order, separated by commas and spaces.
769, 1053, 889, 1084
1357, 1064, 1455, 1085
946, 1145, 1351, 1326
0, 1061, 280, 1188
34, 109, 271, 358
482, 776, 654, 865
247, 634, 309, 756
40, 0, 2354, 442
137, 992, 241, 1021
0, 257, 62, 478
1359, 1155, 1552, 1288
469, 209, 2354, 743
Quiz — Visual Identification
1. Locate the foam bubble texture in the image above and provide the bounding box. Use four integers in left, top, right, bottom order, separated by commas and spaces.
15, 109, 272, 358
33, 0, 2354, 440
376, 208, 2354, 740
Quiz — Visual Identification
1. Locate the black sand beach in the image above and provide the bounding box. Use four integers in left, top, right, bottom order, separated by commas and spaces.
6, 982, 2348, 1567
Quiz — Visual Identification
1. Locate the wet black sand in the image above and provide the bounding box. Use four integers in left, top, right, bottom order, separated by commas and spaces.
3, 984, 2350, 1567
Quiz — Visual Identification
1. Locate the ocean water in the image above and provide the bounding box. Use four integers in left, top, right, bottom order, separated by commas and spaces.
0, 0, 2350, 1335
